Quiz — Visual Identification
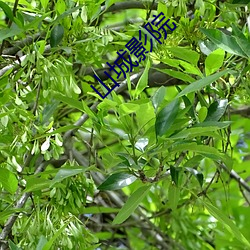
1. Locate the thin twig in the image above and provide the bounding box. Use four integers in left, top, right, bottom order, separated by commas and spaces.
219, 163, 250, 193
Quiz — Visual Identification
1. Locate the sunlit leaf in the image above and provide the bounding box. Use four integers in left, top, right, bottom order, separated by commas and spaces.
205, 49, 225, 75
151, 86, 166, 111
168, 182, 180, 210
0, 168, 18, 194
167, 47, 200, 65
205, 99, 228, 122
0, 1, 14, 21
98, 172, 137, 190
134, 59, 150, 98
24, 177, 51, 192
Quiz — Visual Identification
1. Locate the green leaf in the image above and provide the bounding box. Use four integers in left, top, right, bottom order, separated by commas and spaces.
205, 99, 228, 122
0, 1, 14, 21
176, 70, 231, 98
170, 126, 220, 139
54, 5, 83, 24
234, 36, 250, 58
0, 25, 23, 42
53, 92, 84, 112
36, 236, 48, 250
34, 125, 79, 140
40, 0, 49, 9
155, 99, 179, 137
199, 39, 218, 55
185, 167, 204, 187
151, 86, 166, 111
98, 172, 137, 191
170, 143, 229, 165
50, 24, 64, 47
112, 185, 151, 224
177, 90, 195, 119
170, 166, 180, 186
25, 12, 52, 30
134, 59, 150, 98
200, 28, 247, 58
41, 101, 60, 125
178, 60, 203, 76
0, 209, 23, 223
105, 0, 117, 9
0, 168, 18, 194
167, 47, 200, 65
183, 155, 204, 168
198, 106, 208, 122
24, 177, 51, 192
80, 206, 120, 214
42, 223, 69, 250
119, 103, 140, 115
205, 49, 225, 75
9, 241, 22, 250
231, 24, 247, 41
51, 166, 86, 186
168, 182, 180, 210
203, 201, 250, 248
194, 121, 231, 129
155, 68, 195, 83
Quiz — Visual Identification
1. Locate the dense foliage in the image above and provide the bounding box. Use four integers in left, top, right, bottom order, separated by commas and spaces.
1, 0, 250, 249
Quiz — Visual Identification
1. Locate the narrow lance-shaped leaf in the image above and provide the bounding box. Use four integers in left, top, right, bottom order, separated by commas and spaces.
112, 185, 151, 224
203, 201, 250, 248
8, 241, 22, 250
168, 182, 180, 210
134, 59, 150, 98
200, 28, 247, 58
151, 86, 166, 111
205, 99, 228, 122
0, 168, 18, 194
155, 98, 179, 137
170, 166, 180, 186
0, 2, 14, 21
176, 69, 231, 98
98, 172, 137, 191
50, 24, 64, 47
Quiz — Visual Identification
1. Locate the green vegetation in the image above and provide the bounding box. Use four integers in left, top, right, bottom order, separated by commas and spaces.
0, 0, 250, 249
